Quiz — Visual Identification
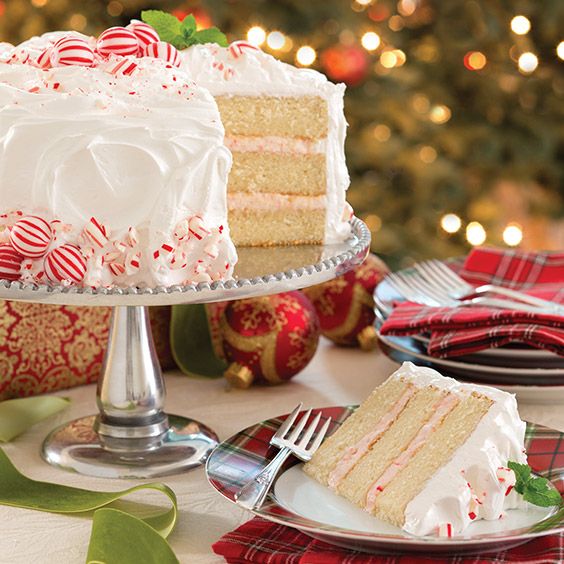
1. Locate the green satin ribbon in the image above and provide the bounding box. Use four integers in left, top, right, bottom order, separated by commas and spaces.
0, 449, 179, 563
0, 396, 70, 442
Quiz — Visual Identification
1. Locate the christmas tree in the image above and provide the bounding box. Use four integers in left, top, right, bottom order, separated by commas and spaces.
1, 0, 562, 268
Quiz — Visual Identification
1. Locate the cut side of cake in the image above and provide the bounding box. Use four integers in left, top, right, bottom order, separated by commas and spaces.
0, 32, 237, 288
180, 43, 351, 247
304, 362, 527, 537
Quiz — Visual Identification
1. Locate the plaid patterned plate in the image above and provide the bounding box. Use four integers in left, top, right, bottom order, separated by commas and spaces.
206, 407, 564, 555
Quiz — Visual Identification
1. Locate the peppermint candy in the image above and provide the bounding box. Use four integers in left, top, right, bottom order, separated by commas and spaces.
44, 244, 87, 284
144, 41, 181, 68
126, 20, 159, 52
83, 217, 109, 249
437, 523, 453, 538
496, 467, 516, 496
9, 48, 30, 65
108, 262, 125, 277
97, 27, 139, 58
52, 36, 95, 67
36, 47, 52, 69
0, 244, 24, 281
105, 56, 138, 77
188, 216, 211, 240
9, 215, 53, 258
228, 41, 259, 59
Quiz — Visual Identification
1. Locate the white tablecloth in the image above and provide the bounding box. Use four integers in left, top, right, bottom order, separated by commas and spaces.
2, 339, 563, 563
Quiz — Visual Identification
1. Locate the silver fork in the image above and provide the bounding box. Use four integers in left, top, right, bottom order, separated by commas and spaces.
386, 271, 555, 314
417, 260, 564, 315
235, 403, 331, 511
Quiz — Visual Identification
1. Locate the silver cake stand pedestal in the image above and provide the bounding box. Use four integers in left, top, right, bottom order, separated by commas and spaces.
0, 218, 370, 479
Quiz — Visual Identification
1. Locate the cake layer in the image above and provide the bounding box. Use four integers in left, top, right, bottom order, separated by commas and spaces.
228, 152, 326, 196
228, 206, 325, 246
216, 96, 328, 140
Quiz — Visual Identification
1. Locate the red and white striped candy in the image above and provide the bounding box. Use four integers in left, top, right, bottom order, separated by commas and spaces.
52, 36, 95, 67
126, 226, 139, 247
97, 27, 139, 58
0, 244, 24, 281
44, 244, 87, 284
106, 57, 138, 77
9, 48, 30, 65
108, 262, 125, 277
9, 216, 53, 258
496, 467, 516, 496
143, 41, 181, 68
228, 41, 259, 59
188, 216, 211, 240
126, 20, 159, 52
36, 47, 52, 69
204, 242, 219, 260
83, 217, 109, 249
437, 523, 453, 538
125, 251, 141, 275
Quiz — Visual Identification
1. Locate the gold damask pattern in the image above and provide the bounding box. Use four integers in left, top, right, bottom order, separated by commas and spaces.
0, 302, 173, 400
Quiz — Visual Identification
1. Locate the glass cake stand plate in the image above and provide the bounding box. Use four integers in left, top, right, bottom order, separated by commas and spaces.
207, 406, 564, 555
0, 218, 370, 479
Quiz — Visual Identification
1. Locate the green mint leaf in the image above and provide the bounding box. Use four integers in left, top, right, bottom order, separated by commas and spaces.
181, 15, 197, 37
528, 477, 550, 492
141, 10, 182, 45
523, 487, 562, 508
507, 461, 531, 494
191, 28, 229, 47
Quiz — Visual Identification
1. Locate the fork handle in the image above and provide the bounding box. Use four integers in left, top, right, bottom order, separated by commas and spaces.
475, 285, 564, 315
235, 447, 292, 511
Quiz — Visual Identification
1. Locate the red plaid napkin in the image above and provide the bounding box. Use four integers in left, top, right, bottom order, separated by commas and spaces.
379, 248, 564, 358
213, 517, 564, 563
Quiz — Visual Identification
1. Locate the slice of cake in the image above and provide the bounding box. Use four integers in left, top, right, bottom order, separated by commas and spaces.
304, 362, 528, 537
180, 43, 352, 247
0, 32, 236, 288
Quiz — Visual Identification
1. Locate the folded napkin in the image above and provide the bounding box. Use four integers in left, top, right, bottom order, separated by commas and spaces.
212, 516, 564, 563
380, 248, 564, 358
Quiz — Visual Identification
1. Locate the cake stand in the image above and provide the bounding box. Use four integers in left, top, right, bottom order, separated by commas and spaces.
0, 218, 370, 479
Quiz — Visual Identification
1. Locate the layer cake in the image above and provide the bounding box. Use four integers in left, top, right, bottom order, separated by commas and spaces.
304, 362, 528, 536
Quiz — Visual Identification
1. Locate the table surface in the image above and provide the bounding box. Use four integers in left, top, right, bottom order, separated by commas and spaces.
2, 339, 564, 564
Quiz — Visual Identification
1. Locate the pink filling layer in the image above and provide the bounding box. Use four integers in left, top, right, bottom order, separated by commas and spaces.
328, 385, 417, 489
225, 135, 325, 154
228, 192, 326, 211
364, 393, 460, 512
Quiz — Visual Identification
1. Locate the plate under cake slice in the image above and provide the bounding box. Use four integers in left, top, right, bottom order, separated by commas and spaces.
180, 43, 351, 247
304, 362, 528, 537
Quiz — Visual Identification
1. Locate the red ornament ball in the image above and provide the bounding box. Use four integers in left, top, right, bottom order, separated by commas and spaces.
220, 291, 320, 388
320, 45, 370, 86
302, 254, 389, 350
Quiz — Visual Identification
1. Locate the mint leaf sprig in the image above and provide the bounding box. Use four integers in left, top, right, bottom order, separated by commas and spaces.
141, 10, 228, 49
508, 461, 563, 508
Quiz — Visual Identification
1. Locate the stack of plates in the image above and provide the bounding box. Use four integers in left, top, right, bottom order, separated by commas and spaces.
374, 261, 564, 404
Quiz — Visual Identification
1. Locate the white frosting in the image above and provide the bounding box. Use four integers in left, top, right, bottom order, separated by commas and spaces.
390, 362, 527, 537
0, 34, 237, 287
179, 44, 351, 243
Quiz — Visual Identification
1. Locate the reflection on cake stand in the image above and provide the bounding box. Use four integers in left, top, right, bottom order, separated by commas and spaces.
0, 218, 370, 479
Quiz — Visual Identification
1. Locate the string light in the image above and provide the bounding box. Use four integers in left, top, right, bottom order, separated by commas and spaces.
412, 93, 430, 113
364, 214, 382, 231
380, 50, 399, 68
69, 13, 87, 31
510, 16, 531, 35
429, 104, 452, 124
440, 213, 462, 234
419, 145, 437, 163
373, 124, 391, 141
296, 46, 316, 66
266, 31, 285, 50
361, 32, 381, 51
398, 0, 417, 17
518, 52, 538, 73
31, 0, 48, 6
466, 222, 486, 246
556, 41, 564, 60
502, 223, 523, 246
464, 51, 487, 70
247, 26, 266, 47
388, 16, 405, 31
356, 0, 373, 5
106, 1, 123, 16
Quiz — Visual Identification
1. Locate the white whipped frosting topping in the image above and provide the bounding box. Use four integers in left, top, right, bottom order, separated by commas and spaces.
179, 44, 351, 243
0, 34, 237, 287
391, 363, 527, 537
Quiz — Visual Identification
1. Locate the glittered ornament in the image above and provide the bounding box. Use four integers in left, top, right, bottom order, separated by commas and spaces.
320, 45, 370, 86
303, 254, 389, 350
220, 292, 320, 388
